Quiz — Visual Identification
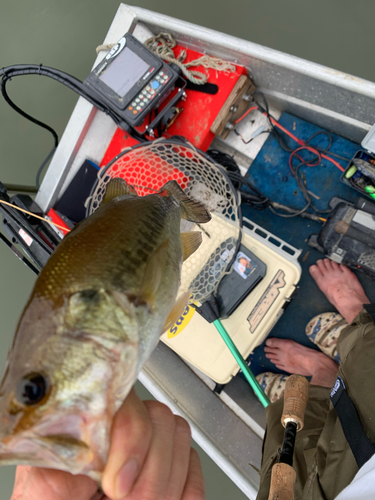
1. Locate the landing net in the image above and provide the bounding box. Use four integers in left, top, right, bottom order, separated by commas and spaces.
88, 139, 241, 302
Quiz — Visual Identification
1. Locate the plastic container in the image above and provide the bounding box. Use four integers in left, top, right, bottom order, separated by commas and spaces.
341, 124, 375, 200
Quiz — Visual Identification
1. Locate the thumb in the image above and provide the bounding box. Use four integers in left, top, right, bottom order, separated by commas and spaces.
11, 465, 98, 500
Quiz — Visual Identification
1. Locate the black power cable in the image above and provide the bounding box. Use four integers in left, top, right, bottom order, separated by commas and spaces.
0, 64, 149, 187
0, 65, 153, 140
207, 148, 327, 222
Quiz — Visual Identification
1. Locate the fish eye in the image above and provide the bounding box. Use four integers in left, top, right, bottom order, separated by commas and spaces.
16, 373, 49, 406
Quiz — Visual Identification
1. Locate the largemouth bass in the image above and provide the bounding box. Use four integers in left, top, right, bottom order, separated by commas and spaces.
0, 178, 210, 481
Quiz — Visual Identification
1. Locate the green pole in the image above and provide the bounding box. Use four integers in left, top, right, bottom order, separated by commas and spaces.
213, 319, 270, 408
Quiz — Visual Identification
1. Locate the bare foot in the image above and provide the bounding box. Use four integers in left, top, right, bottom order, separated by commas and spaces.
264, 338, 339, 387
309, 259, 370, 324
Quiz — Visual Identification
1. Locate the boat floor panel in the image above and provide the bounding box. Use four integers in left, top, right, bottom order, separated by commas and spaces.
243, 112, 375, 377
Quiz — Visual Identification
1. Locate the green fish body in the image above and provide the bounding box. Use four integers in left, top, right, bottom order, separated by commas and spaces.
0, 179, 210, 480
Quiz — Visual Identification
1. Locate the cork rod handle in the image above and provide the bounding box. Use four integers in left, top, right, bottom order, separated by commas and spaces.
268, 463, 296, 500
281, 374, 309, 431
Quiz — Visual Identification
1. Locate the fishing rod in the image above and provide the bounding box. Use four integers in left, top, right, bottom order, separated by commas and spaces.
268, 374, 309, 500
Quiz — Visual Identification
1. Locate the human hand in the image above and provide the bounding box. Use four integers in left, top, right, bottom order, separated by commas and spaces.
10, 389, 205, 500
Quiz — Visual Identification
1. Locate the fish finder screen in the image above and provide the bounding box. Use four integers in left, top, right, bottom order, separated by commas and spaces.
99, 47, 150, 97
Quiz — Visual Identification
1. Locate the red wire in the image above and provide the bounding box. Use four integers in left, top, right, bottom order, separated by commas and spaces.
268, 116, 345, 172
288, 146, 322, 174
234, 105, 346, 172
234, 106, 259, 125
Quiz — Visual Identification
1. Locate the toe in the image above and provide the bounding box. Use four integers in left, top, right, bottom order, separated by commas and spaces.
315, 260, 326, 274
339, 264, 354, 276
265, 338, 288, 348
330, 260, 340, 271
309, 264, 320, 277
269, 359, 280, 366
323, 258, 334, 271
274, 363, 287, 371
264, 347, 279, 355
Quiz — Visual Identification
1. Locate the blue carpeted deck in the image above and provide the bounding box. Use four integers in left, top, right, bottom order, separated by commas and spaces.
243, 112, 375, 377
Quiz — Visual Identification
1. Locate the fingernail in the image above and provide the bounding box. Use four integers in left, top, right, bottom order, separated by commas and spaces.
116, 459, 139, 498
266, 339, 273, 346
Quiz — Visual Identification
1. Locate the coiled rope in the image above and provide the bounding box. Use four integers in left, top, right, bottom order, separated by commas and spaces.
96, 32, 236, 85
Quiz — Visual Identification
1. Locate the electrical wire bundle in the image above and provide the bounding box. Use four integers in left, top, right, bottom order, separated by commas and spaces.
209, 147, 328, 222
207, 149, 269, 210
212, 91, 353, 222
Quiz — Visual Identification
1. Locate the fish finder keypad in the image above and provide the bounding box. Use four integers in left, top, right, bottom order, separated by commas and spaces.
128, 70, 171, 116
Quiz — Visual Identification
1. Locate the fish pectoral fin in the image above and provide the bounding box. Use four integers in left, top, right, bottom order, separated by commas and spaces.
181, 231, 202, 261
110, 290, 135, 315
138, 239, 169, 309
162, 180, 211, 223
102, 178, 137, 203
162, 291, 191, 333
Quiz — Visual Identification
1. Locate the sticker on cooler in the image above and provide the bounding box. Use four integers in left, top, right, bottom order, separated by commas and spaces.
168, 301, 196, 339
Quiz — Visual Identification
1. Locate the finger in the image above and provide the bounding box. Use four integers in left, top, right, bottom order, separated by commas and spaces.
181, 448, 205, 500
11, 465, 97, 500
165, 416, 192, 500
89, 492, 108, 500
102, 388, 153, 500
125, 400, 176, 500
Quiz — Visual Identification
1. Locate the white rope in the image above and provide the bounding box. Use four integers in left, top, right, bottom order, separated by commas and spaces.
96, 32, 236, 85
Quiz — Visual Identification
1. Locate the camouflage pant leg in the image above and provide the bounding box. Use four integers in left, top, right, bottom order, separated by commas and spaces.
257, 309, 375, 500
305, 312, 348, 362
257, 314, 347, 405
256, 372, 289, 403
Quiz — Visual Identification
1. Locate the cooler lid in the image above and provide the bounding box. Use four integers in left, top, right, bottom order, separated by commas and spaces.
361, 123, 375, 153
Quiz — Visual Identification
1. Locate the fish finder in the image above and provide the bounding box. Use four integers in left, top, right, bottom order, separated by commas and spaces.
0, 33, 186, 142
83, 33, 184, 132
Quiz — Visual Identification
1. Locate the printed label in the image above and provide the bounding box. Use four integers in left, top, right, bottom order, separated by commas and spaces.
247, 270, 286, 333
18, 229, 33, 247
167, 302, 196, 339
233, 251, 257, 280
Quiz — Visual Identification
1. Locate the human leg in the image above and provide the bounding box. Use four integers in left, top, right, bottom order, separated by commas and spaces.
257, 310, 347, 402
257, 260, 373, 499
305, 312, 347, 362
263, 259, 370, 387
263, 339, 339, 387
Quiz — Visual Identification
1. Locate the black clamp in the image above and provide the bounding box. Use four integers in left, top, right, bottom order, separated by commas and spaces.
192, 295, 221, 323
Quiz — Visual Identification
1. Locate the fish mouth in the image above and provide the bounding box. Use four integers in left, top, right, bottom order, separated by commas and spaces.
0, 434, 92, 473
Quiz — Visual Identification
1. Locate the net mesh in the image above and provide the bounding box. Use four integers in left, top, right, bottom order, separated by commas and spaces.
89, 140, 240, 302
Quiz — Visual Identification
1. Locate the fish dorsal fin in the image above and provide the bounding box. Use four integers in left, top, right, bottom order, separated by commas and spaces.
137, 239, 169, 309
162, 291, 191, 333
102, 178, 137, 204
162, 180, 211, 223
181, 231, 202, 261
